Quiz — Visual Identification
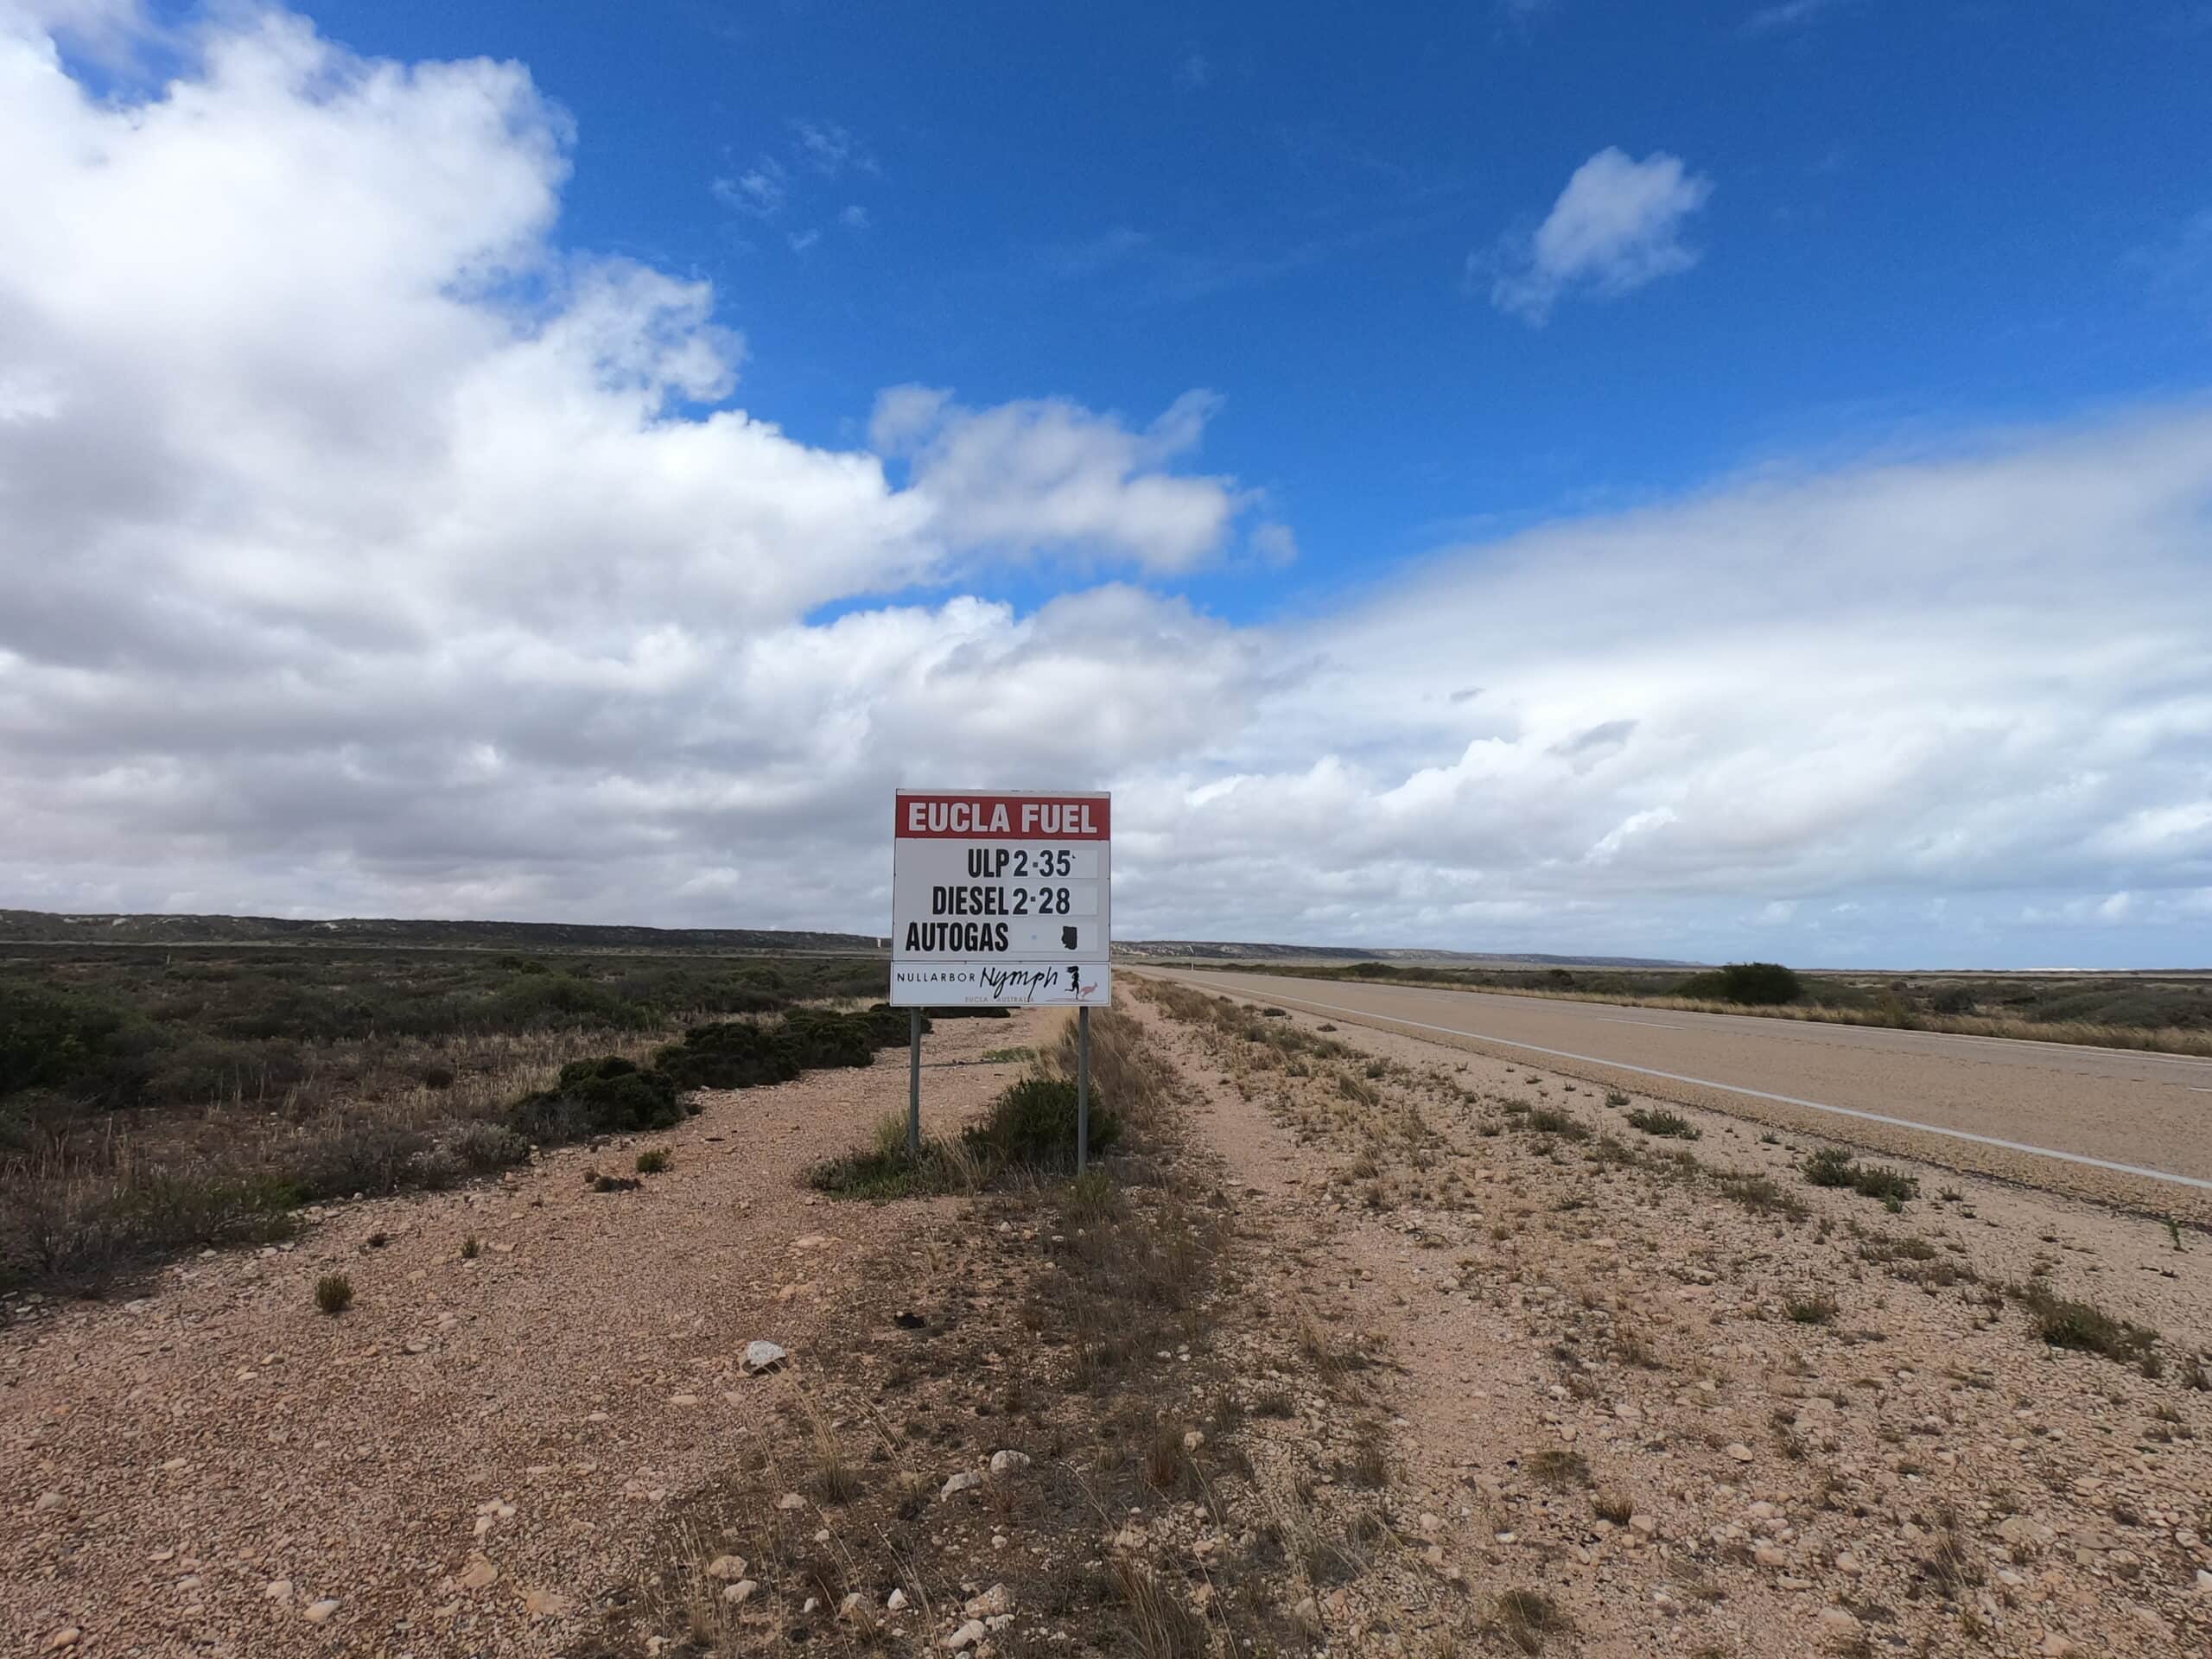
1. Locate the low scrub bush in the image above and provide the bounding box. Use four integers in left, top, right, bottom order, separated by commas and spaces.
1625, 1108, 1698, 1139
315, 1273, 353, 1315
508, 1056, 687, 1142
1803, 1147, 1919, 1205
1524, 1107, 1589, 1141
635, 1148, 671, 1173
2012, 1282, 2160, 1373
1676, 961, 1803, 1006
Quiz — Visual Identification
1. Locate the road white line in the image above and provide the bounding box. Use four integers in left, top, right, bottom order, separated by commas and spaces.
1183, 980, 2212, 1193
1595, 1016, 1686, 1029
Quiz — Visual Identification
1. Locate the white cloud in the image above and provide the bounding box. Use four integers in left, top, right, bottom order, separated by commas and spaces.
839, 204, 869, 232
1174, 52, 1210, 91
790, 118, 874, 179
4, 5, 2210, 969
712, 161, 787, 218
1486, 147, 1714, 324
868, 386, 1247, 572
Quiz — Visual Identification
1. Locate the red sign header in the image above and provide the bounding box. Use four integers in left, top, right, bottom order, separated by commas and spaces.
895, 792, 1109, 841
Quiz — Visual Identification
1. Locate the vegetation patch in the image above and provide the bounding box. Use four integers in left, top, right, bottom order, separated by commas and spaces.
1675, 961, 1803, 1005
508, 1056, 689, 1141
2012, 1282, 2161, 1374
1803, 1147, 1920, 1206
1624, 1107, 1699, 1139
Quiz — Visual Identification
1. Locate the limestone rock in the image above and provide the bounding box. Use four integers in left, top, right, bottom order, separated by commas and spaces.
742, 1340, 788, 1375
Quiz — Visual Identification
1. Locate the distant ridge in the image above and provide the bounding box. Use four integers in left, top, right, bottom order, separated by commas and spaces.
0, 907, 882, 956
1116, 939, 1702, 969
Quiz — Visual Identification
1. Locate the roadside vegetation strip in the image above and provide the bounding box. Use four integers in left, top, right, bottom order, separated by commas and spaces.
1154, 976, 2212, 1205
1180, 958, 2212, 1060
0, 939, 947, 1291
612, 1000, 1422, 1657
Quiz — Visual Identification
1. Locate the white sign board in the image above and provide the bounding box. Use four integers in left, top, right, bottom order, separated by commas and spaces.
889, 790, 1112, 1007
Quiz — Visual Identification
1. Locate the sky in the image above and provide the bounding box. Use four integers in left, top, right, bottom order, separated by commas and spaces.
1, 0, 2209, 969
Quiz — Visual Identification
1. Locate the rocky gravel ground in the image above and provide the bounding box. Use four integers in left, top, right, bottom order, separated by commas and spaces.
10, 981, 2212, 1659
1138, 977, 2212, 1656
1, 1011, 1047, 1657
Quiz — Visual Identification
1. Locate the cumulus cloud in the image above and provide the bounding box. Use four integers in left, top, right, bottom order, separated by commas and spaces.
3, 4, 2209, 969
1486, 147, 1714, 324
868, 387, 1247, 572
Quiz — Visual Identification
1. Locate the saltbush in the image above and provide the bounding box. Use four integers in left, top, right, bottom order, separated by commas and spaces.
507, 1056, 686, 1141
1677, 962, 1803, 1006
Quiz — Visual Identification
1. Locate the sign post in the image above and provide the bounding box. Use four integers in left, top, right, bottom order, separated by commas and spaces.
1077, 1006, 1090, 1174
890, 790, 1113, 1161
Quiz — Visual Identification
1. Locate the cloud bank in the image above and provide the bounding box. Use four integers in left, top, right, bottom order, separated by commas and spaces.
3, 4, 2209, 967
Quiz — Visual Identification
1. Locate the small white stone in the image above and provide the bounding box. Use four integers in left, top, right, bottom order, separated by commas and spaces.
988, 1450, 1032, 1475
742, 1340, 788, 1375
941, 1471, 982, 1500
722, 1580, 758, 1605
302, 1599, 340, 1624
944, 1618, 988, 1650
707, 1555, 747, 1581
887, 1589, 910, 1612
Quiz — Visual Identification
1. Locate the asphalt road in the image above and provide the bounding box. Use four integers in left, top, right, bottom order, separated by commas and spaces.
1145, 969, 2212, 1198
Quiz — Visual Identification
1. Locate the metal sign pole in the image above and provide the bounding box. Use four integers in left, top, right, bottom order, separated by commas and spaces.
908, 1008, 922, 1158
1076, 1005, 1090, 1174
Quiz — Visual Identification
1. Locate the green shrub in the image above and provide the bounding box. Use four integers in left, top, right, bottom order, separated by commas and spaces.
486, 972, 645, 1033
635, 1148, 671, 1173
315, 1273, 353, 1314
1524, 1107, 1590, 1141
507, 1056, 685, 1142
1625, 1108, 1699, 1140
0, 983, 138, 1097
965, 1075, 1120, 1173
653, 1020, 802, 1091
1803, 1147, 1918, 1205
1678, 962, 1803, 1006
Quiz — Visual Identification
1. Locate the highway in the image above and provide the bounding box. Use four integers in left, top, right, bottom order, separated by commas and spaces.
1145, 968, 2212, 1198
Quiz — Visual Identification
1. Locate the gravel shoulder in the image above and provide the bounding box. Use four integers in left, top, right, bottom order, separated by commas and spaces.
1128, 977, 2212, 1656
2, 1011, 1048, 1657
1157, 969, 2212, 1223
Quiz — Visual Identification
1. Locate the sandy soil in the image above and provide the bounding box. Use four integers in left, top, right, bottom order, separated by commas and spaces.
1, 1011, 1050, 1657
1124, 982, 2212, 1656
1155, 969, 2212, 1220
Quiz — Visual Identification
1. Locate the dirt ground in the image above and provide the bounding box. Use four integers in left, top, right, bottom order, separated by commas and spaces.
8, 984, 2212, 1658
1, 1011, 1052, 1656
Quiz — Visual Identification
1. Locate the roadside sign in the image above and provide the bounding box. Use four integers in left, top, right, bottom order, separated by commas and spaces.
888, 789, 1112, 1007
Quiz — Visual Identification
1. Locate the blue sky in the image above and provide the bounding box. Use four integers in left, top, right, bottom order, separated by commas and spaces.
3, 1, 2210, 965
292, 0, 2212, 613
